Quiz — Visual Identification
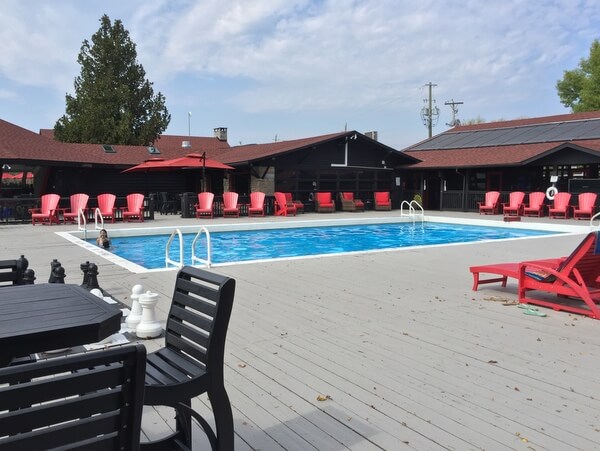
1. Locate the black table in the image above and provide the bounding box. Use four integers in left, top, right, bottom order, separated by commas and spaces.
0, 283, 122, 366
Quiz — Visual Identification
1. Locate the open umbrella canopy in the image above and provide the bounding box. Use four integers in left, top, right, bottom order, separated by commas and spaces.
122, 154, 234, 173
121, 158, 167, 173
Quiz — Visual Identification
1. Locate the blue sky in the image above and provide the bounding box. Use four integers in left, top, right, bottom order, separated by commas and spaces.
0, 0, 598, 149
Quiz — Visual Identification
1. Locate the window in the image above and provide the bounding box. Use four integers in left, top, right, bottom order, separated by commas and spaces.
148, 146, 161, 154
102, 145, 116, 153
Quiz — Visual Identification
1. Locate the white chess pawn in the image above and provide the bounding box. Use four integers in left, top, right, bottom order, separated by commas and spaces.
125, 284, 144, 330
136, 291, 162, 339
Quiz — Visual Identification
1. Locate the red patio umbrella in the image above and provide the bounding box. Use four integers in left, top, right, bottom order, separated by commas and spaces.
122, 153, 234, 192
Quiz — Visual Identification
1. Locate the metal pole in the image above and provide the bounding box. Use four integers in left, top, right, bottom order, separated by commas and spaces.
202, 151, 206, 192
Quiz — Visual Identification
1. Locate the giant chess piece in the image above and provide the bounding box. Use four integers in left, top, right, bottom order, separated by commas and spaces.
22, 268, 36, 285
15, 255, 28, 284
52, 265, 66, 284
136, 291, 162, 339
86, 263, 101, 292
125, 284, 144, 330
48, 259, 61, 283
80, 261, 90, 288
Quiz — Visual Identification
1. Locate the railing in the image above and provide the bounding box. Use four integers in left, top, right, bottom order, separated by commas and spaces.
191, 227, 212, 268
400, 200, 424, 224
590, 211, 600, 230
93, 208, 105, 231
76, 209, 87, 239
165, 229, 184, 269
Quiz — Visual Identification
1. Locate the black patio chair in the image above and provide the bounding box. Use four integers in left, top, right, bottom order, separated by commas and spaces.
159, 192, 178, 215
142, 266, 236, 451
0, 344, 147, 450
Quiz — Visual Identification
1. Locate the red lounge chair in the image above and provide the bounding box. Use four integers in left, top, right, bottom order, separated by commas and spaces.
522, 192, 546, 217
274, 192, 296, 216
340, 192, 365, 212
573, 192, 597, 220
222, 192, 240, 217
502, 191, 525, 216
122, 193, 145, 222
248, 191, 265, 217
518, 232, 600, 319
195, 192, 214, 218
97, 193, 117, 223
470, 258, 564, 291
62, 193, 89, 224
30, 193, 60, 225
374, 191, 391, 211
478, 191, 500, 215
315, 192, 335, 213
284, 192, 304, 213
548, 192, 572, 219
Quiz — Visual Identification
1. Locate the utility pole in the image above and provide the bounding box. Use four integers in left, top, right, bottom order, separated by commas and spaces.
420, 82, 440, 138
444, 99, 464, 127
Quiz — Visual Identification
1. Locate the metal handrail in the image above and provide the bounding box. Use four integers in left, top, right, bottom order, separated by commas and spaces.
76, 208, 87, 239
590, 211, 600, 230
400, 200, 424, 225
165, 229, 184, 269
191, 226, 212, 268
93, 208, 104, 231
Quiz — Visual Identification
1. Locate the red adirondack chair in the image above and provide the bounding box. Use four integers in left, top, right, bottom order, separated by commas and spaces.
374, 191, 391, 211
222, 192, 240, 217
284, 193, 304, 213
195, 192, 214, 219
247, 192, 265, 217
501, 191, 525, 216
315, 192, 335, 213
518, 231, 600, 319
548, 192, 572, 219
478, 191, 500, 215
121, 193, 145, 222
62, 193, 89, 224
30, 193, 60, 225
573, 192, 597, 220
274, 192, 296, 216
522, 192, 546, 217
97, 193, 117, 223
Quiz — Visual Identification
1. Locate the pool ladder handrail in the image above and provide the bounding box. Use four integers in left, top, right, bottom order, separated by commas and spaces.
76, 208, 87, 239
191, 226, 212, 268
400, 200, 424, 225
590, 211, 600, 230
165, 229, 184, 269
93, 208, 105, 231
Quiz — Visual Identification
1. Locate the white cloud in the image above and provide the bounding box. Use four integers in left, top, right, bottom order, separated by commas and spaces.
0, 0, 598, 147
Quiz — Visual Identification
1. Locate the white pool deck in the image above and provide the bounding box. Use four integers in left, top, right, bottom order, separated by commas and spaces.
2, 210, 600, 450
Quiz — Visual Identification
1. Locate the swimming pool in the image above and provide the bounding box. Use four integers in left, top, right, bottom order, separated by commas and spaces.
94, 222, 557, 269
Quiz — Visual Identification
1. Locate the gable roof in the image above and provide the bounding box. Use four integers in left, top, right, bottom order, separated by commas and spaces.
220, 131, 419, 165
403, 111, 600, 169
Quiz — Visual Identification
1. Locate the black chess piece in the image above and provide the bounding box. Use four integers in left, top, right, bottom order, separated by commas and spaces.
48, 259, 61, 283
86, 263, 100, 291
22, 268, 36, 285
15, 255, 29, 285
52, 265, 66, 284
80, 261, 90, 288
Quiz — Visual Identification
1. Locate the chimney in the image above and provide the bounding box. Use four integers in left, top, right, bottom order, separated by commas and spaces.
365, 131, 378, 141
214, 127, 228, 142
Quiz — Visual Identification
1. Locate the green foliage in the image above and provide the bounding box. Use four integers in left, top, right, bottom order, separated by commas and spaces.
54, 15, 170, 145
412, 194, 422, 206
556, 39, 600, 112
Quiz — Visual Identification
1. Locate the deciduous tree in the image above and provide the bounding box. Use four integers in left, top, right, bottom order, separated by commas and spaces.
54, 15, 170, 145
556, 40, 600, 112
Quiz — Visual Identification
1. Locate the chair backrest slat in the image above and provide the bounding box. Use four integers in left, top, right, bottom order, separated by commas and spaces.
165, 267, 235, 372
0, 345, 146, 450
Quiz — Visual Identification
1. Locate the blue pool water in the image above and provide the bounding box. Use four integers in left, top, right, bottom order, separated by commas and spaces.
94, 222, 556, 269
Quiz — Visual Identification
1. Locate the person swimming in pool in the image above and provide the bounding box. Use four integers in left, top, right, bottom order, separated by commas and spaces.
96, 229, 110, 249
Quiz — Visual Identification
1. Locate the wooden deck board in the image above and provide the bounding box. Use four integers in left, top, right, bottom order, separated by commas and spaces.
7, 212, 600, 450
